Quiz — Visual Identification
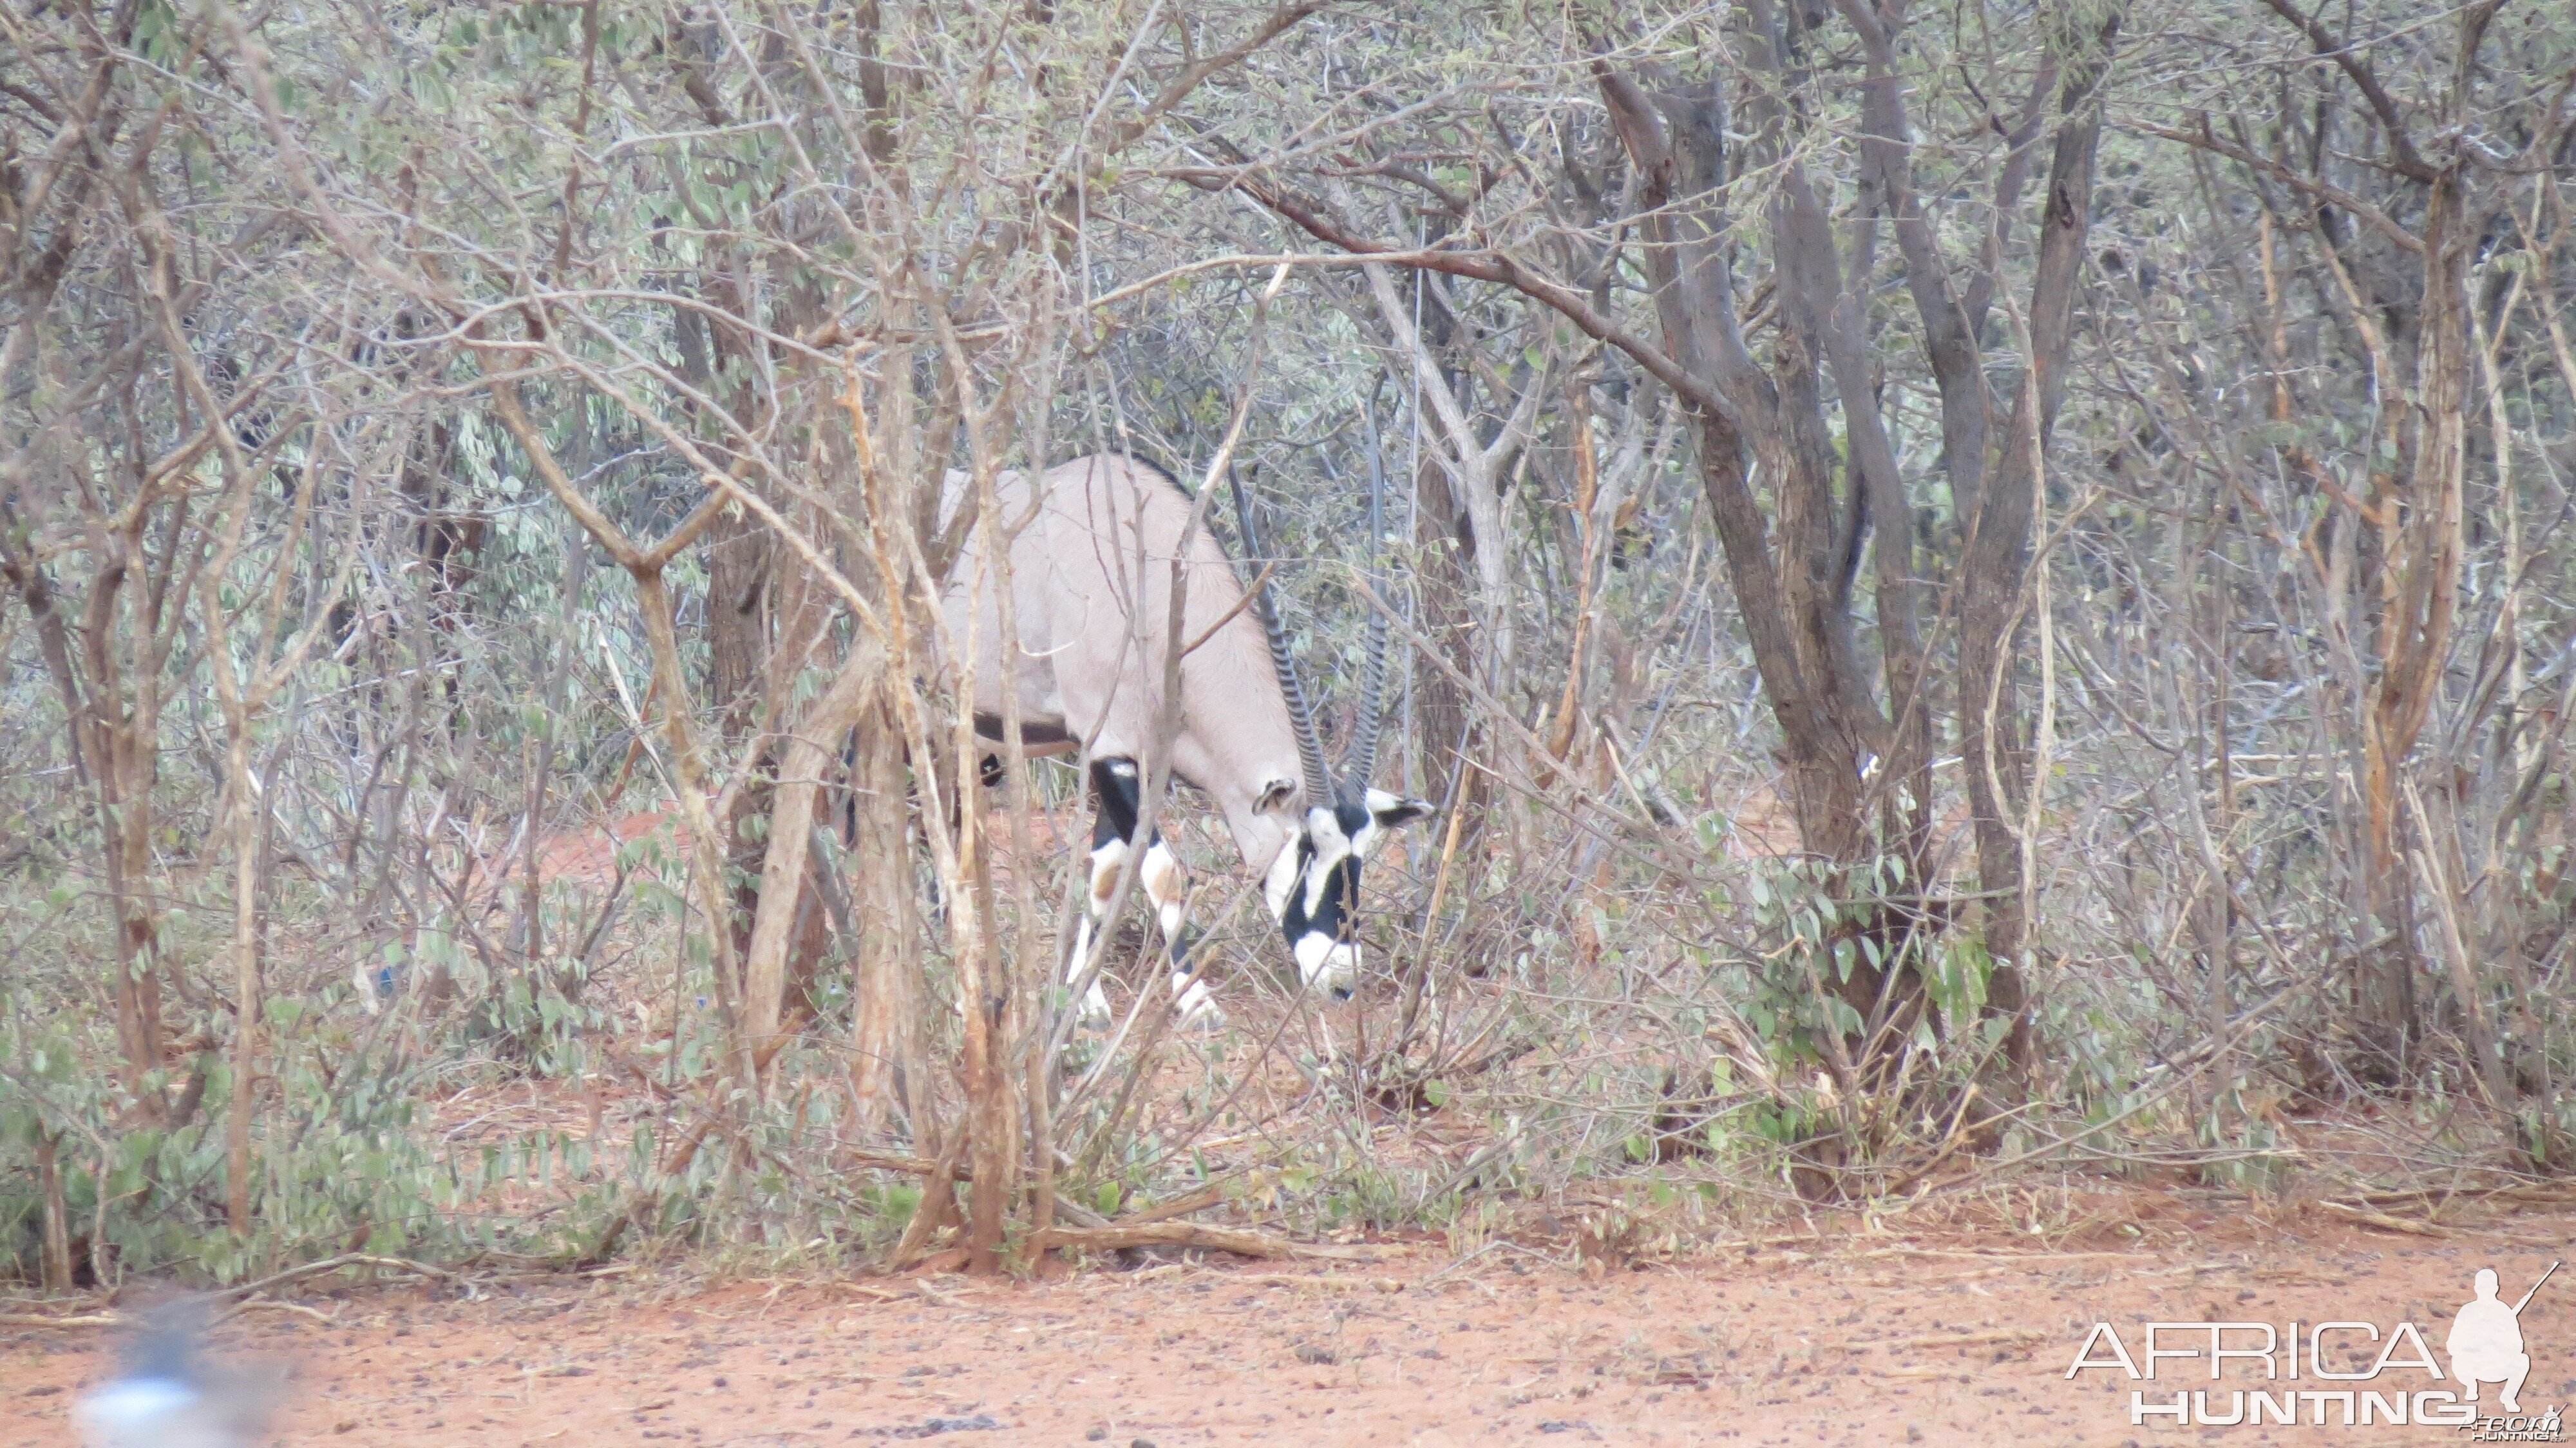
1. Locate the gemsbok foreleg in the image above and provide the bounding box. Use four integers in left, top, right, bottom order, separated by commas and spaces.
1070, 758, 1222, 1029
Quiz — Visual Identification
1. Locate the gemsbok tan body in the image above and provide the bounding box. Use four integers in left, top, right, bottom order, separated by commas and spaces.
938, 453, 1432, 1027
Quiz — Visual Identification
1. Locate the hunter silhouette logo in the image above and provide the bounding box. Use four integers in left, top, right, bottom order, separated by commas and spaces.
2453, 1264, 2552, 1414
2065, 1261, 2561, 1435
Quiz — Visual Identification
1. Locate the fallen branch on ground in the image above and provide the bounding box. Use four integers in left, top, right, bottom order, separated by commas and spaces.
1, 1254, 466, 1332
216, 1252, 469, 1304
1876, 1328, 2046, 1350
2319, 1201, 2452, 1237
1230, 1272, 1406, 1292
0, 1312, 128, 1329
1030, 1222, 1377, 1261
1110, 1181, 1238, 1228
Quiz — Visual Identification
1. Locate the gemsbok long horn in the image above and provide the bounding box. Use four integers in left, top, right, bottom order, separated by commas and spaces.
1345, 401, 1395, 800
1230, 464, 1332, 810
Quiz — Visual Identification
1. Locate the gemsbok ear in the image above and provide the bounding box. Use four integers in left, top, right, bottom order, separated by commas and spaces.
1361, 790, 1435, 847
1255, 776, 1296, 814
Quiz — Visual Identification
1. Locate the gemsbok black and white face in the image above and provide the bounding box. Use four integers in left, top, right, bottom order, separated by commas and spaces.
1265, 790, 1437, 998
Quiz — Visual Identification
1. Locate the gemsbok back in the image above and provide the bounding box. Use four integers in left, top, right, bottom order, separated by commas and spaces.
940, 453, 1432, 1028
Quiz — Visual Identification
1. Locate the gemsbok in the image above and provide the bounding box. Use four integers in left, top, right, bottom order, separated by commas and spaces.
940, 453, 1432, 1028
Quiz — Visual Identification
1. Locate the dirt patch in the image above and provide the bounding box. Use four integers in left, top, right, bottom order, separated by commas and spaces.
10, 1199, 2573, 1445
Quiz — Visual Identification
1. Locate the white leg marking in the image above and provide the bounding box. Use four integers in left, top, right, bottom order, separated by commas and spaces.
1086, 839, 1132, 915
1142, 841, 1221, 1025
1171, 971, 1225, 1030
1069, 839, 1129, 1027
1069, 913, 1097, 986
1140, 840, 1187, 943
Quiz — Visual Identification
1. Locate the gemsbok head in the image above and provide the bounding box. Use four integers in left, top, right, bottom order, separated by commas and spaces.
940, 452, 1434, 1028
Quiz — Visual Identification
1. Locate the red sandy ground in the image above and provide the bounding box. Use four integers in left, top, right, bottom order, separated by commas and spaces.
8, 1199, 2573, 1447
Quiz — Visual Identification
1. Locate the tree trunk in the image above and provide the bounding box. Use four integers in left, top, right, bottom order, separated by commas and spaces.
223, 718, 260, 1232
1408, 314, 1489, 843
741, 638, 886, 1044
847, 696, 923, 1135
35, 1131, 75, 1294
1956, 25, 2115, 1082
4, 540, 175, 1107
2353, 152, 2472, 1074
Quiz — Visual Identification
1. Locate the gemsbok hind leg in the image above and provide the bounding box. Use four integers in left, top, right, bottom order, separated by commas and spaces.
1071, 759, 1222, 1030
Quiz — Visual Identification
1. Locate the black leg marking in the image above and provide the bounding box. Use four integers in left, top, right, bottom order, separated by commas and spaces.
1090, 757, 1149, 851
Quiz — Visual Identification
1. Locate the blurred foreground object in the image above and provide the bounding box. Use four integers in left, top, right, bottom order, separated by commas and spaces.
75, 1296, 279, 1448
